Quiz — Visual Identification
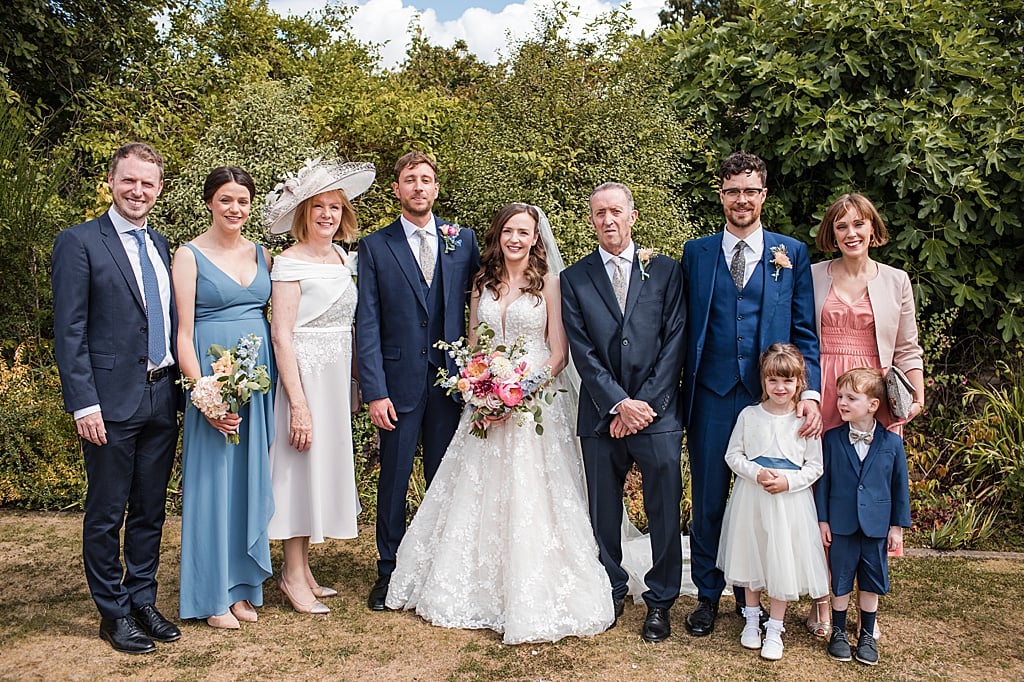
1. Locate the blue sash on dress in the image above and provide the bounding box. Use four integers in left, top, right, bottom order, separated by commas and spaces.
752, 456, 800, 471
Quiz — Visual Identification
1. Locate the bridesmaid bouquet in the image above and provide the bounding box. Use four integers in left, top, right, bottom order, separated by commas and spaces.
434, 322, 557, 439
180, 333, 272, 444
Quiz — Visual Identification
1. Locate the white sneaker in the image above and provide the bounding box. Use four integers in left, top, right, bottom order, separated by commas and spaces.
760, 630, 784, 660
740, 622, 762, 649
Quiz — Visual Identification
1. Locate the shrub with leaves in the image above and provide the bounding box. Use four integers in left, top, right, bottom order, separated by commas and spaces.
664, 0, 1024, 341
0, 344, 84, 509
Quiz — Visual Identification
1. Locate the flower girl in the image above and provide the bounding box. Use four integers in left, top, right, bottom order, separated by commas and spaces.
716, 343, 829, 660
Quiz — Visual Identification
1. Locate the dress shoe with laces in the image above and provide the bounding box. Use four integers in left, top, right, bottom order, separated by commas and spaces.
367, 574, 390, 611
685, 597, 718, 637
641, 607, 671, 642
131, 604, 181, 642
828, 629, 853, 662
99, 616, 156, 654
855, 630, 879, 666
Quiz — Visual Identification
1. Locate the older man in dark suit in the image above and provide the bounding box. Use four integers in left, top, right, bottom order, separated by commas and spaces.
52, 143, 181, 654
561, 182, 686, 642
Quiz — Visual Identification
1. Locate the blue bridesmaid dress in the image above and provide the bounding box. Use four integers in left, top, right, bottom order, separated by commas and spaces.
179, 243, 275, 620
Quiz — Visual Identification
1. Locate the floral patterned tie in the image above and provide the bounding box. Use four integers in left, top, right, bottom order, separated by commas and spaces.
730, 240, 747, 290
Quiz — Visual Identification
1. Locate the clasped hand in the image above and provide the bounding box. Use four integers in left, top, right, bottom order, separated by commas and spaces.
609, 398, 656, 438
756, 468, 790, 494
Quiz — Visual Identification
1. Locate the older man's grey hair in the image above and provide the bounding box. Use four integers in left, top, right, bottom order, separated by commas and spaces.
589, 182, 635, 212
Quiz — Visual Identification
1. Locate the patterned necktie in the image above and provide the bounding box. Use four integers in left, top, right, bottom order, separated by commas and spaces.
612, 256, 628, 313
849, 428, 874, 445
730, 239, 747, 290
130, 229, 166, 365
416, 227, 435, 285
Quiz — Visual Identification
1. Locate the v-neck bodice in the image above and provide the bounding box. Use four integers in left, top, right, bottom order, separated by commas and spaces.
184, 242, 270, 321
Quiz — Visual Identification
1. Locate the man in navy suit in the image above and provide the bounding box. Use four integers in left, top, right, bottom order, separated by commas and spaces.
52, 143, 182, 654
561, 182, 686, 642
681, 152, 823, 636
356, 151, 480, 611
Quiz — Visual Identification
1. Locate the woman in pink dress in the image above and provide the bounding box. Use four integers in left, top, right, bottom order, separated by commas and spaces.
808, 192, 926, 636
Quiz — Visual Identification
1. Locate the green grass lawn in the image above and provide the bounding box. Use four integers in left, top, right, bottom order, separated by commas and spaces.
2, 509, 1022, 681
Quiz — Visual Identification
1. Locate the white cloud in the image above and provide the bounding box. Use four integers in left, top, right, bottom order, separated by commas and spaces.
268, 1, 664, 69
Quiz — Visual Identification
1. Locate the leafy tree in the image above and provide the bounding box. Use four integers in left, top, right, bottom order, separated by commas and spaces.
664, 0, 1024, 341
0, 0, 164, 132
659, 0, 744, 27
154, 79, 336, 247
0, 101, 66, 342
444, 6, 706, 265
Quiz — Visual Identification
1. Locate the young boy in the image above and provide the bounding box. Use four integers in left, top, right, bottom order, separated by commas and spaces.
815, 368, 911, 666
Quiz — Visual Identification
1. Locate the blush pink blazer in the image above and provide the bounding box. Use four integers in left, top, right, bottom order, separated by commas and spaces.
811, 259, 924, 373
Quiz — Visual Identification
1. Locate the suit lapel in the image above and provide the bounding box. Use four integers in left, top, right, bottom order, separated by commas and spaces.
839, 428, 863, 477
760, 231, 781, 342
693, 234, 723, 352
383, 220, 428, 311
583, 251, 623, 319
437, 218, 456, 307
99, 213, 145, 311
859, 422, 888, 481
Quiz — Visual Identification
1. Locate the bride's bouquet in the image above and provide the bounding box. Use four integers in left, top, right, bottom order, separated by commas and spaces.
435, 322, 558, 439
180, 333, 272, 444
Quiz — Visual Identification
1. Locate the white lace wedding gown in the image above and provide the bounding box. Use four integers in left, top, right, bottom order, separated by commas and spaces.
385, 293, 614, 644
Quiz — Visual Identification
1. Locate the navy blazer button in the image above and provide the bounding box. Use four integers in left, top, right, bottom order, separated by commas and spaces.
859, 485, 865, 490
738, 295, 743, 300
138, 358, 146, 364
622, 339, 629, 346
421, 348, 427, 354
421, 321, 427, 327
737, 315, 743, 320
140, 326, 147, 333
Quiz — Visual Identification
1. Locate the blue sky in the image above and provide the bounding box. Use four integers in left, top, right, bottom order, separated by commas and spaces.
266, 1, 664, 68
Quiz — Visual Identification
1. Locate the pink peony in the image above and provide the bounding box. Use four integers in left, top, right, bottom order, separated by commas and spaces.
495, 381, 524, 407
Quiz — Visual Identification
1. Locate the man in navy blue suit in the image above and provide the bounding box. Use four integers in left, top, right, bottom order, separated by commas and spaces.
561, 182, 686, 642
52, 143, 182, 654
681, 152, 823, 636
356, 151, 480, 611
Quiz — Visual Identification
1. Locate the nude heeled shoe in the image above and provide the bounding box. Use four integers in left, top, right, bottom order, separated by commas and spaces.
278, 577, 330, 615
230, 600, 258, 622
311, 585, 338, 599
207, 611, 240, 630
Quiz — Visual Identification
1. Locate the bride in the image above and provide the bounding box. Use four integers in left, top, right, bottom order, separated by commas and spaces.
385, 203, 614, 643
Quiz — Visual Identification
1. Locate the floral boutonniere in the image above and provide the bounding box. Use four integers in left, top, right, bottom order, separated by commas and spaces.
769, 244, 792, 281
440, 224, 463, 253
637, 248, 657, 280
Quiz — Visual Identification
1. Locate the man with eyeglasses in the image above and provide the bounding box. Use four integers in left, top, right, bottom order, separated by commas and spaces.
680, 151, 822, 638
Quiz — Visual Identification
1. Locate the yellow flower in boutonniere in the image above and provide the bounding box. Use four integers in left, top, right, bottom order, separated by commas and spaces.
769, 244, 792, 281
637, 248, 657, 280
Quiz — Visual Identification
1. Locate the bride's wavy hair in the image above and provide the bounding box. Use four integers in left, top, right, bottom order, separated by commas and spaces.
474, 203, 548, 302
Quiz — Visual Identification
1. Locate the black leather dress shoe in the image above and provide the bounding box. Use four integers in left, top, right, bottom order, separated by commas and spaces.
685, 597, 719, 637
367, 574, 390, 611
99, 616, 156, 654
131, 604, 181, 643
613, 597, 625, 620
641, 607, 671, 642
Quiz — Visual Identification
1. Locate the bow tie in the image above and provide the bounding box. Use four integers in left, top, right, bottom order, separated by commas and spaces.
849, 429, 874, 445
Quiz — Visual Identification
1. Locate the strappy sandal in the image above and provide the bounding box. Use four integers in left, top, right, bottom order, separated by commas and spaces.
806, 597, 832, 637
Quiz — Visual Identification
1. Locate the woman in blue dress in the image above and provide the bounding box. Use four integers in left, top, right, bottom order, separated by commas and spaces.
172, 166, 275, 629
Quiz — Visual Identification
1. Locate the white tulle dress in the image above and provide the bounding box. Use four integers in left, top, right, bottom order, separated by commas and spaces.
717, 404, 829, 602
385, 292, 614, 644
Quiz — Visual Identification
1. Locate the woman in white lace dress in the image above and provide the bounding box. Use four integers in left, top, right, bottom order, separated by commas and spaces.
386, 203, 614, 643
263, 160, 375, 614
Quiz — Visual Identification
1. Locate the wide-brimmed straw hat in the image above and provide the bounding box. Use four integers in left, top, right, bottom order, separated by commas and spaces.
263, 158, 376, 235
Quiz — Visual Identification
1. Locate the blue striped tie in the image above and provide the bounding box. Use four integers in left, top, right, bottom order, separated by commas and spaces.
131, 229, 166, 365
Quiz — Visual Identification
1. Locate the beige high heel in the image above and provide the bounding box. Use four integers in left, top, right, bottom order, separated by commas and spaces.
806, 597, 832, 637
207, 611, 240, 629
311, 585, 338, 599
278, 577, 330, 615
230, 600, 258, 622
